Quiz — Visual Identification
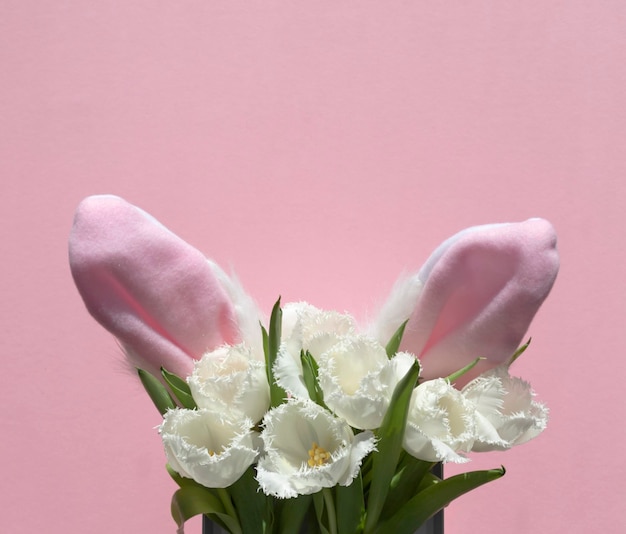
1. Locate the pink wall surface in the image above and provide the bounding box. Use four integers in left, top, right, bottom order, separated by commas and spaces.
2, 2, 625, 533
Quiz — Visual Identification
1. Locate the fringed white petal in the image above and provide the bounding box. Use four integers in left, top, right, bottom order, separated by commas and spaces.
463, 365, 548, 452
274, 303, 356, 399
319, 338, 415, 429
160, 409, 260, 488
188, 343, 270, 424
256, 399, 376, 498
404, 378, 475, 463
273, 344, 310, 399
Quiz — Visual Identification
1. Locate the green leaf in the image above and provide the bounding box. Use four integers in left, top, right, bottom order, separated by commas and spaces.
228, 466, 269, 534
268, 297, 282, 364
161, 367, 197, 409
166, 464, 199, 488
385, 319, 409, 358
336, 475, 365, 534
380, 455, 435, 520
262, 323, 269, 361
374, 466, 506, 534
277, 495, 312, 534
313, 491, 332, 534
445, 356, 484, 384
508, 337, 532, 366
166, 465, 234, 530
300, 351, 317, 400
171, 485, 241, 534
264, 297, 287, 408
301, 350, 327, 408
137, 368, 176, 415
265, 497, 276, 534
363, 359, 420, 534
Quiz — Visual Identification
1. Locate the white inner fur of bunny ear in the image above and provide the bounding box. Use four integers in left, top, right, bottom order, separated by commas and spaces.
207, 260, 265, 358
367, 274, 423, 347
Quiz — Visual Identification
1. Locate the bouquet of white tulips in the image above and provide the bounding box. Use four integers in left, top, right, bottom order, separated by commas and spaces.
69, 196, 559, 534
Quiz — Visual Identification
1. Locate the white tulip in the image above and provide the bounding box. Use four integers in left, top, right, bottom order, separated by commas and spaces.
282, 302, 356, 353
462, 366, 548, 452
188, 343, 270, 423
274, 303, 356, 399
318, 337, 415, 429
256, 399, 376, 498
404, 378, 476, 463
160, 408, 260, 488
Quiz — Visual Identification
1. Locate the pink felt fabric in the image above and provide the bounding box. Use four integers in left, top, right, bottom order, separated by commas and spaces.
401, 219, 559, 384
69, 195, 239, 378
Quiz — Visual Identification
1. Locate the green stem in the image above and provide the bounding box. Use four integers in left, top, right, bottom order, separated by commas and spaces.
323, 488, 337, 534
360, 452, 374, 489
217, 488, 242, 534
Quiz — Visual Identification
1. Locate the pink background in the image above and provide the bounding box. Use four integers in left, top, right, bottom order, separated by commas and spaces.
2, 2, 625, 533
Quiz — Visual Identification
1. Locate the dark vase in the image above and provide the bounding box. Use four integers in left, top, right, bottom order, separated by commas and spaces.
203, 513, 442, 534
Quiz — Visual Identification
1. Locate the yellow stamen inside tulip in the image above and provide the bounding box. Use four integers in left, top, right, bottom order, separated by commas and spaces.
307, 442, 331, 467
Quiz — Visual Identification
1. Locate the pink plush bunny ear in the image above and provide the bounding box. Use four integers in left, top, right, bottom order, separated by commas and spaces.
372, 219, 559, 386
69, 195, 251, 378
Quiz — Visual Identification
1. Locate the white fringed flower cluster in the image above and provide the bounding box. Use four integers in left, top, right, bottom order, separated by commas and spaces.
160, 303, 547, 496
